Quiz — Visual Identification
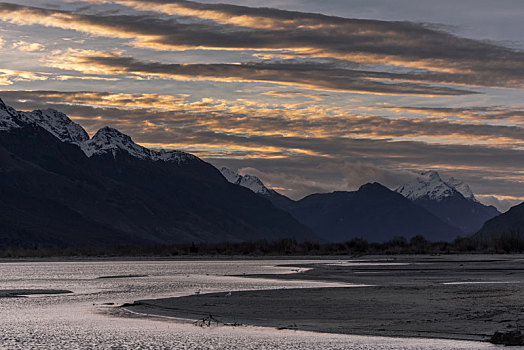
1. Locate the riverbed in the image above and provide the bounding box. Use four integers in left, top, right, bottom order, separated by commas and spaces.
0, 257, 505, 349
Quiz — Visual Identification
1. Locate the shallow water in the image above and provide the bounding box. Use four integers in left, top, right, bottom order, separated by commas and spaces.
0, 259, 500, 349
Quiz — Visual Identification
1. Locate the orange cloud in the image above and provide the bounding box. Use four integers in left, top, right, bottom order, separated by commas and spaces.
0, 69, 49, 85
46, 49, 475, 96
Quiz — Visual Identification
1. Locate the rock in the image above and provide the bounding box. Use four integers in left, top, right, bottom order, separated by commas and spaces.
490, 330, 524, 346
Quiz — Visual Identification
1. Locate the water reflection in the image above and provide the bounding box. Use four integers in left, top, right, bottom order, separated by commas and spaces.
0, 259, 498, 349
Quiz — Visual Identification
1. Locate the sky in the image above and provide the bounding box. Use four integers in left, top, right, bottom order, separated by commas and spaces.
0, 0, 523, 211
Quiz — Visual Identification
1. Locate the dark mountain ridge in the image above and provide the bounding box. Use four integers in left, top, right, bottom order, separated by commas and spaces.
0, 99, 312, 247
280, 182, 461, 242
475, 202, 524, 240
221, 168, 500, 242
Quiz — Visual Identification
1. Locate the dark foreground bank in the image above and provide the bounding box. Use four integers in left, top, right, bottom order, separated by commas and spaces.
123, 255, 524, 342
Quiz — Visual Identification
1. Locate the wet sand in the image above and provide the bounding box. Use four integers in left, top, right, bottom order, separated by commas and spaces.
124, 255, 524, 342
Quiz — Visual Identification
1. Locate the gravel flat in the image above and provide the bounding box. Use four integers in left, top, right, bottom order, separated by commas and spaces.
124, 255, 524, 342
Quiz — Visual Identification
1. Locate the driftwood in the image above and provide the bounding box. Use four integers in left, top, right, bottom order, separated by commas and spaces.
193, 314, 243, 327
194, 314, 221, 327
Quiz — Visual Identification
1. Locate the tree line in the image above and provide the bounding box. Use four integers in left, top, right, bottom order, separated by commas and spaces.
1, 230, 523, 258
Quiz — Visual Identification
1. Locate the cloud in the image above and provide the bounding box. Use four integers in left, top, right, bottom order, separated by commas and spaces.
3, 89, 524, 149
0, 1, 522, 208
367, 105, 524, 124
476, 195, 523, 213
11, 40, 45, 52
0, 2, 523, 90
1, 90, 187, 110
0, 69, 49, 85
47, 49, 476, 96
261, 90, 329, 102
0, 67, 121, 85
236, 162, 417, 199
2, 89, 524, 202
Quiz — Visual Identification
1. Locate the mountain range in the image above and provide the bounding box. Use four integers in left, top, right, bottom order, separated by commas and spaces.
0, 97, 517, 248
0, 99, 312, 247
396, 171, 500, 234
221, 168, 502, 241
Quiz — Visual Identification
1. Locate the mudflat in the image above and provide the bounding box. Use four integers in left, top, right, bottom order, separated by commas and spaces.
124, 255, 524, 341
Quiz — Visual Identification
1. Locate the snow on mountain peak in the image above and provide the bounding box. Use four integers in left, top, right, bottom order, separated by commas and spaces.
0, 99, 196, 164
396, 171, 478, 202
220, 167, 271, 195
0, 99, 89, 143
152, 148, 197, 164
220, 167, 242, 184
23, 109, 89, 144
0, 99, 23, 130
446, 177, 477, 201
240, 174, 271, 195
396, 171, 456, 201
81, 126, 153, 159
81, 126, 196, 163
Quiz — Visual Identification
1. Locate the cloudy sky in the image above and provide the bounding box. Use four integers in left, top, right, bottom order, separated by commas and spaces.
0, 0, 523, 211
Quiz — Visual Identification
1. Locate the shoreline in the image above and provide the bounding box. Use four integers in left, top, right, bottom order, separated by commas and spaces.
121, 286, 494, 342
121, 255, 524, 343
1, 252, 522, 264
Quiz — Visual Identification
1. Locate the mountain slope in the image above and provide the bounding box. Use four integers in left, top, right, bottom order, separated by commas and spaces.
220, 168, 460, 242
284, 183, 460, 242
475, 202, 524, 239
0, 99, 311, 247
220, 167, 295, 208
396, 171, 499, 234
0, 98, 89, 143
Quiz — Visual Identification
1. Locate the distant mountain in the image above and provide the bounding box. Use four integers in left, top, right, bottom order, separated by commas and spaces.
0, 98, 312, 247
221, 169, 459, 242
445, 176, 476, 201
282, 183, 460, 242
220, 167, 295, 208
220, 167, 271, 195
475, 202, 524, 240
396, 171, 499, 234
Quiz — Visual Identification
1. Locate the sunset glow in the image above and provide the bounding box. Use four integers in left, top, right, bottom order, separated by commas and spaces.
1, 0, 523, 210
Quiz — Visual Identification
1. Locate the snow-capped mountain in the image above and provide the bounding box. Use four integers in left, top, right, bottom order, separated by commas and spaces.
153, 148, 196, 164
0, 97, 311, 247
0, 99, 89, 143
0, 98, 194, 164
220, 167, 242, 184
220, 167, 295, 209
396, 171, 459, 201
446, 177, 476, 201
0, 98, 24, 130
220, 167, 463, 241
396, 171, 478, 202
81, 126, 154, 159
81, 127, 195, 163
396, 171, 499, 233
220, 167, 271, 195
20, 109, 89, 144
